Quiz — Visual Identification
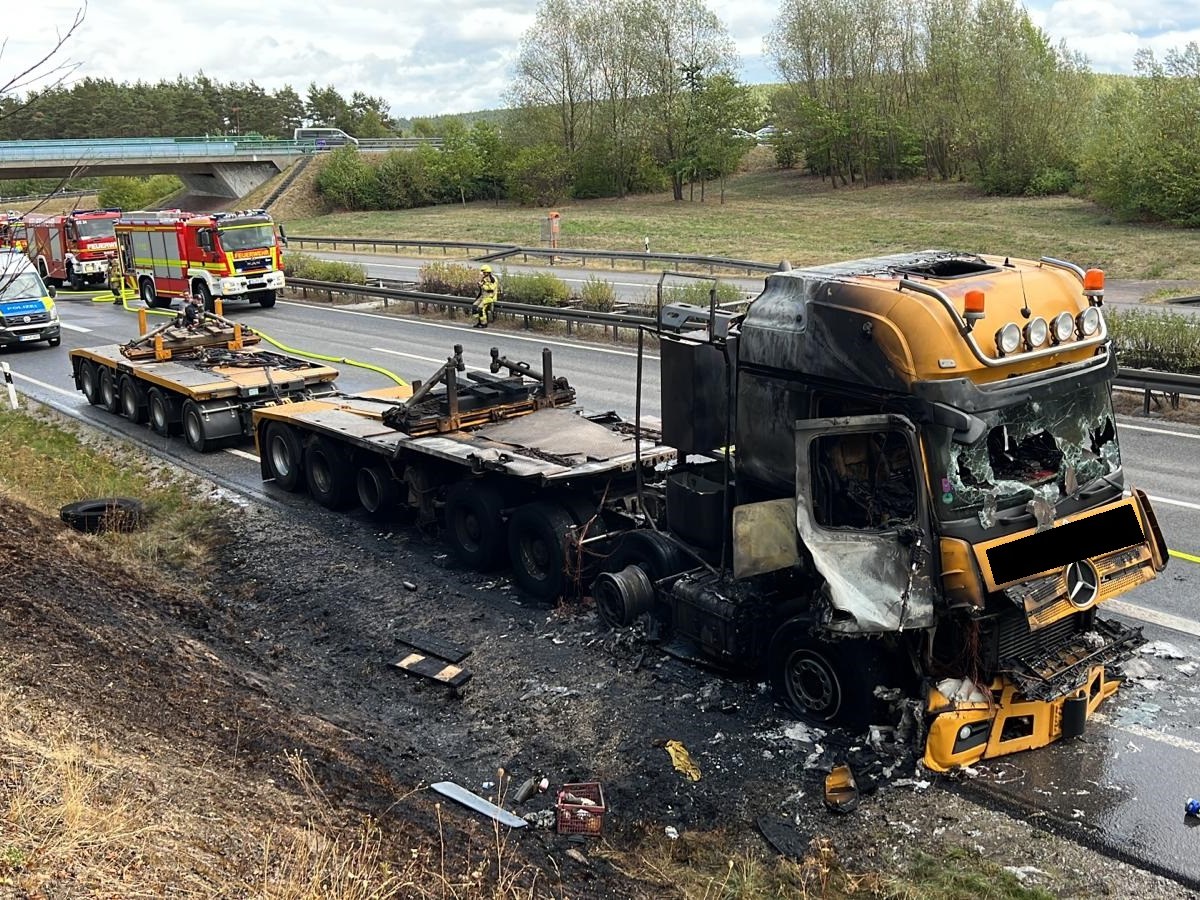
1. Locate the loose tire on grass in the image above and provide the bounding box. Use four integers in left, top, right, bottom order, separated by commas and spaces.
304, 437, 356, 509
263, 422, 305, 492
60, 498, 146, 534
507, 500, 577, 601
444, 480, 508, 571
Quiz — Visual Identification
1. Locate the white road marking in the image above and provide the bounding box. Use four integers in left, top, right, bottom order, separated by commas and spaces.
225, 447, 259, 462
1146, 494, 1200, 512
279, 299, 660, 360
9, 370, 78, 399
1104, 600, 1200, 638
1121, 422, 1200, 440
1092, 713, 1200, 756
59, 322, 93, 333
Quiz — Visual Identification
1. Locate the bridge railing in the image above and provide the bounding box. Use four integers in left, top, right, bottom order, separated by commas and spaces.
0, 136, 443, 162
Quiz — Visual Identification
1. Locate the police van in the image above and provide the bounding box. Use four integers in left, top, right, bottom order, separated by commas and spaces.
0, 250, 61, 348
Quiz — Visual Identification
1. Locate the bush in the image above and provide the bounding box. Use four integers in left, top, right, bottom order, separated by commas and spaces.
578, 276, 616, 312
314, 146, 379, 210
661, 280, 747, 308
284, 252, 367, 284
97, 177, 150, 210
501, 271, 570, 307
1107, 308, 1200, 373
418, 262, 478, 297
1025, 167, 1076, 197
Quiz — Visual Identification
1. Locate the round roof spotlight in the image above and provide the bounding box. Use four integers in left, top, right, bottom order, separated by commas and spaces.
1052, 311, 1075, 344
1077, 306, 1102, 337
1024, 316, 1048, 350
996, 322, 1022, 356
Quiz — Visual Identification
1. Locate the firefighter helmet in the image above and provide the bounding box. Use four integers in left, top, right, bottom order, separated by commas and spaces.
480, 264, 492, 274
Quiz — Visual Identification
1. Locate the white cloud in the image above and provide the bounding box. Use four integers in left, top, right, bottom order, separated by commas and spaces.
4, 0, 1196, 119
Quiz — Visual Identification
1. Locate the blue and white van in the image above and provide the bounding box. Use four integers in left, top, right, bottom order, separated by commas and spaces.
0, 250, 60, 348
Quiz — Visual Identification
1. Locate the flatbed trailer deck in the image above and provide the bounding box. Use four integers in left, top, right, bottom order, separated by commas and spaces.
69, 318, 339, 452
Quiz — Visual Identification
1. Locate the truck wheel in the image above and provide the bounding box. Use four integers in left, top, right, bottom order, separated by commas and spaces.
181, 400, 213, 452
147, 388, 180, 435
507, 501, 577, 601
118, 376, 147, 424
304, 437, 356, 509
444, 480, 508, 571
263, 422, 305, 491
79, 361, 102, 405
139, 278, 158, 309
356, 462, 398, 517
256, 290, 277, 309
98, 367, 120, 414
768, 626, 883, 727
67, 265, 83, 291
196, 282, 215, 313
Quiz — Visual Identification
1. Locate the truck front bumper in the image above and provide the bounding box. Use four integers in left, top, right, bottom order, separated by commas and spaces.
923, 616, 1143, 772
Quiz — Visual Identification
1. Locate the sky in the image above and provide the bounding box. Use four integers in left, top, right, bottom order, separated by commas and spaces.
6, 1, 1199, 120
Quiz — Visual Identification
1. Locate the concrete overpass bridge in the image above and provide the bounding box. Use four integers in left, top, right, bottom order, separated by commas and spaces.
0, 136, 435, 198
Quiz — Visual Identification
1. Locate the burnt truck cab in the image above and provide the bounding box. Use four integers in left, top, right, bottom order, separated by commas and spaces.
595, 250, 1167, 772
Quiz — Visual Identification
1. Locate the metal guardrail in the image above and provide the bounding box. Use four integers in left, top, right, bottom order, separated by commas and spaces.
0, 188, 95, 204
288, 234, 779, 275
0, 136, 443, 163
1114, 368, 1200, 412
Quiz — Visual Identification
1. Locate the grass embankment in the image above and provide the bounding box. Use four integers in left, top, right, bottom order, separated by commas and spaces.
282, 160, 1200, 281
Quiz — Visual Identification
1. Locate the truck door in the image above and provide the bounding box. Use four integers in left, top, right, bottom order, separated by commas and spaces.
795, 414, 937, 633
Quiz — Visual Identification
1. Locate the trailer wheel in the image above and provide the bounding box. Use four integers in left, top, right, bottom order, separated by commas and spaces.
118, 376, 147, 424
79, 361, 103, 405
181, 400, 214, 452
507, 501, 577, 601
139, 278, 159, 309
305, 437, 356, 509
255, 290, 277, 309
263, 422, 305, 491
196, 282, 215, 313
356, 462, 399, 517
147, 388, 181, 436
769, 626, 883, 727
445, 480, 508, 571
98, 367, 120, 414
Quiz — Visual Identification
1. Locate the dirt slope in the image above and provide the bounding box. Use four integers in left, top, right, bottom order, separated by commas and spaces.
0, 473, 1193, 897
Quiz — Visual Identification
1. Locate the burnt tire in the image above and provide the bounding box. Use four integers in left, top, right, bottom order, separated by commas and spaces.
444, 480, 508, 571
507, 501, 576, 601
60, 497, 146, 534
263, 422, 305, 492
147, 388, 181, 436
768, 626, 885, 728
98, 367, 120, 414
594, 530, 689, 631
304, 437, 356, 509
79, 361, 102, 406
356, 462, 399, 517
118, 376, 147, 424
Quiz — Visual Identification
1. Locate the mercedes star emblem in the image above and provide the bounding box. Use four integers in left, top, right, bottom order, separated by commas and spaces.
1065, 559, 1100, 608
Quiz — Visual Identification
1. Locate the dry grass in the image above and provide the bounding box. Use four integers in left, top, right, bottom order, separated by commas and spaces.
283, 168, 1200, 281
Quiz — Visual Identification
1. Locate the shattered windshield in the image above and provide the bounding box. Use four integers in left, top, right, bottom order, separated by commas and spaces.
927, 381, 1120, 523
217, 225, 274, 252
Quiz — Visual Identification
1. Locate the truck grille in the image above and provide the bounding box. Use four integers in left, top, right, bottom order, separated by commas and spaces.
995, 609, 1084, 663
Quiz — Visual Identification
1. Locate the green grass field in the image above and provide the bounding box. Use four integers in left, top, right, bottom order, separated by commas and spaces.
284, 158, 1200, 281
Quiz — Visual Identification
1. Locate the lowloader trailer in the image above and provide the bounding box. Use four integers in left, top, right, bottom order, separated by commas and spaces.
249, 250, 1169, 772
69, 311, 339, 452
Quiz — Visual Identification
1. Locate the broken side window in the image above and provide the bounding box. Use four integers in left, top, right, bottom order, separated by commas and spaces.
812, 430, 917, 530
926, 381, 1120, 525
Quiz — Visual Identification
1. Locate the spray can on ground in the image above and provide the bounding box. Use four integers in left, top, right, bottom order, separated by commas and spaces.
1186, 798, 1200, 818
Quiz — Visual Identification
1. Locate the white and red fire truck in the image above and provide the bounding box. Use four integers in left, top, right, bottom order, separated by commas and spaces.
114, 209, 285, 311
0, 212, 28, 253
25, 209, 121, 289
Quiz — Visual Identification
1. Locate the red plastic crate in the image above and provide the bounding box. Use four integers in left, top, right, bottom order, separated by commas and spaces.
556, 782, 606, 836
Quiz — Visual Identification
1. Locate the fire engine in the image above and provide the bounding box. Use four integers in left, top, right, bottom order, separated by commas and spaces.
0, 212, 27, 253
114, 209, 285, 312
25, 209, 121, 289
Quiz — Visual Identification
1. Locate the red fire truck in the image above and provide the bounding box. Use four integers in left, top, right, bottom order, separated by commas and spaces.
114, 209, 285, 311
0, 212, 27, 253
25, 209, 121, 289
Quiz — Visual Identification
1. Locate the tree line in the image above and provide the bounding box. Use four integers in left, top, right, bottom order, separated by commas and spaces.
2, 0, 1198, 226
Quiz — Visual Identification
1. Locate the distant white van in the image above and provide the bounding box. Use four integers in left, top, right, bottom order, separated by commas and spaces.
292, 128, 359, 148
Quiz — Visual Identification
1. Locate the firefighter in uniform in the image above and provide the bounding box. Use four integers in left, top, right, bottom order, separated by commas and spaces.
473, 264, 499, 328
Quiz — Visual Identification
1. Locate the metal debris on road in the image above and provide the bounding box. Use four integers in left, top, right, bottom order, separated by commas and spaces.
431, 781, 528, 828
